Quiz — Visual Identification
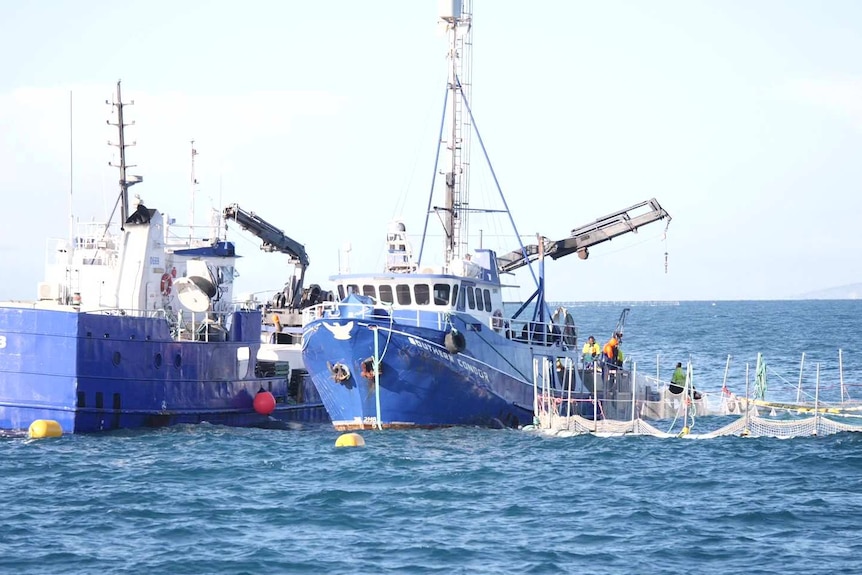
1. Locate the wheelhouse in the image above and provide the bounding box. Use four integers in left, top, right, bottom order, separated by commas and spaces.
335, 274, 503, 321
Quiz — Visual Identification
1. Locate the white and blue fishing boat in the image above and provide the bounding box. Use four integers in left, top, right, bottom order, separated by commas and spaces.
0, 82, 327, 434
301, 1, 672, 430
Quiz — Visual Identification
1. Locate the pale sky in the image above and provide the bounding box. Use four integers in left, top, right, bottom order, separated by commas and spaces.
2, 1, 861, 303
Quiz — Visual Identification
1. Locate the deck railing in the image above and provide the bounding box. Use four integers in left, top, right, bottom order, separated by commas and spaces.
302, 300, 581, 352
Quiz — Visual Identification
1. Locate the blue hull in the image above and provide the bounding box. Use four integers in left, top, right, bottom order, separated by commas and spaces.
302, 314, 552, 430
0, 307, 328, 434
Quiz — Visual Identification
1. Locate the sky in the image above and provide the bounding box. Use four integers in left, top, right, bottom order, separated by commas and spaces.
2, 0, 861, 303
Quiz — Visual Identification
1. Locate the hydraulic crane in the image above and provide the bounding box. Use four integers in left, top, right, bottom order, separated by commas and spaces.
496, 198, 671, 274
223, 203, 313, 312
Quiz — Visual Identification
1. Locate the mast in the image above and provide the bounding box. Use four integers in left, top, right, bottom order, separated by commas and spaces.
69, 90, 73, 245
441, 0, 473, 266
190, 139, 199, 239
107, 81, 142, 228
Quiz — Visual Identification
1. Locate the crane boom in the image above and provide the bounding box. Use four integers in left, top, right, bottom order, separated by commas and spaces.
223, 203, 309, 267
497, 198, 671, 274
223, 203, 310, 311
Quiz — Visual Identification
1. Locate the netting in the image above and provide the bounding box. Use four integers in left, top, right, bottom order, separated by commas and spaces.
527, 356, 862, 439
530, 408, 862, 439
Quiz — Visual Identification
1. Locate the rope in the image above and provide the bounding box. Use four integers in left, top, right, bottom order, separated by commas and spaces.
416, 85, 450, 267
365, 296, 396, 364
663, 218, 671, 274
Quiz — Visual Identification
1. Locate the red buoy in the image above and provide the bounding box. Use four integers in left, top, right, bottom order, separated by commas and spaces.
253, 390, 276, 415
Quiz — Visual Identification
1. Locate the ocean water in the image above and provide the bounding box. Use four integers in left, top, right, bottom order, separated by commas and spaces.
2, 300, 861, 575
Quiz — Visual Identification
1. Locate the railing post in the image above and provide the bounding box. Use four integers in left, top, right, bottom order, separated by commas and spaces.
631, 361, 637, 425
532, 357, 539, 427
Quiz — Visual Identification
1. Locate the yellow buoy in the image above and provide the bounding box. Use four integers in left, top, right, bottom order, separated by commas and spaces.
335, 432, 365, 448
28, 420, 63, 439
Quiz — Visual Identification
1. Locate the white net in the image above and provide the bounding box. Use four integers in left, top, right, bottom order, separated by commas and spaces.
531, 409, 862, 439
528, 356, 862, 439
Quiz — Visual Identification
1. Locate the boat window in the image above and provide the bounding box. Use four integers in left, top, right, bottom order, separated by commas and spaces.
474, 287, 484, 311
347, 284, 360, 296
337, 285, 346, 299
451, 284, 459, 306
379, 284, 394, 304
483, 289, 492, 310
362, 285, 376, 298
433, 283, 450, 306
414, 284, 430, 305
466, 286, 475, 309
396, 284, 412, 305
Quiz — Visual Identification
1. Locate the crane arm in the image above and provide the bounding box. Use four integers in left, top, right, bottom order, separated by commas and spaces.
223, 203, 310, 267
497, 198, 671, 274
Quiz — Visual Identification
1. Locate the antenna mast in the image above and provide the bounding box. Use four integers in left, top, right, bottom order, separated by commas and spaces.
107, 81, 142, 228
190, 139, 199, 239
441, 0, 473, 266
69, 90, 74, 245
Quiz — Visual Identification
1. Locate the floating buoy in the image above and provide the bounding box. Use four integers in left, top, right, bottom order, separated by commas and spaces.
253, 390, 276, 415
335, 432, 365, 448
28, 420, 63, 439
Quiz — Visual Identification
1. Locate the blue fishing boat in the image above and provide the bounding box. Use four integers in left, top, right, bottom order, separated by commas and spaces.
301, 0, 672, 430
0, 82, 327, 434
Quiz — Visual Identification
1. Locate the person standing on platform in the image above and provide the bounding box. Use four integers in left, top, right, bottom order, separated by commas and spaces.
669, 361, 702, 400
601, 332, 621, 383
582, 336, 599, 369
669, 362, 686, 394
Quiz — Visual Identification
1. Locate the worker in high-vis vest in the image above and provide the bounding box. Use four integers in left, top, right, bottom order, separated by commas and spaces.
601, 332, 622, 383
582, 335, 600, 368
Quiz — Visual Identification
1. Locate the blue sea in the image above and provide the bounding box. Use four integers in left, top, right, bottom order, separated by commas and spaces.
2, 300, 861, 575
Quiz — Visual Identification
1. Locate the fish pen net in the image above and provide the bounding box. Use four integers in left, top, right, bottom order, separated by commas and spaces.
534, 409, 862, 439
530, 357, 862, 439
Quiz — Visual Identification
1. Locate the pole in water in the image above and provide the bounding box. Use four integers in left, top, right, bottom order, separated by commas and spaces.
796, 352, 805, 404
373, 326, 382, 430
839, 349, 845, 404
813, 363, 821, 436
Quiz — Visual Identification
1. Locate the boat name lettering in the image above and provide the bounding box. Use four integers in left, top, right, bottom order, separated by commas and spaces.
0, 335, 5, 349
456, 358, 490, 382
407, 337, 453, 362
407, 337, 489, 382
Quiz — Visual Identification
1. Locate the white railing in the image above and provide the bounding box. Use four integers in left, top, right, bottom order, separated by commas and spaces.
302, 300, 581, 351
87, 306, 248, 343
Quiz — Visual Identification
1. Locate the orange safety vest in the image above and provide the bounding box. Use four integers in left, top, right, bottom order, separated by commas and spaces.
603, 337, 618, 360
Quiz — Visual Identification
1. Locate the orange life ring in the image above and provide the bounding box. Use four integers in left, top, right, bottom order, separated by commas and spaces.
160, 273, 173, 296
